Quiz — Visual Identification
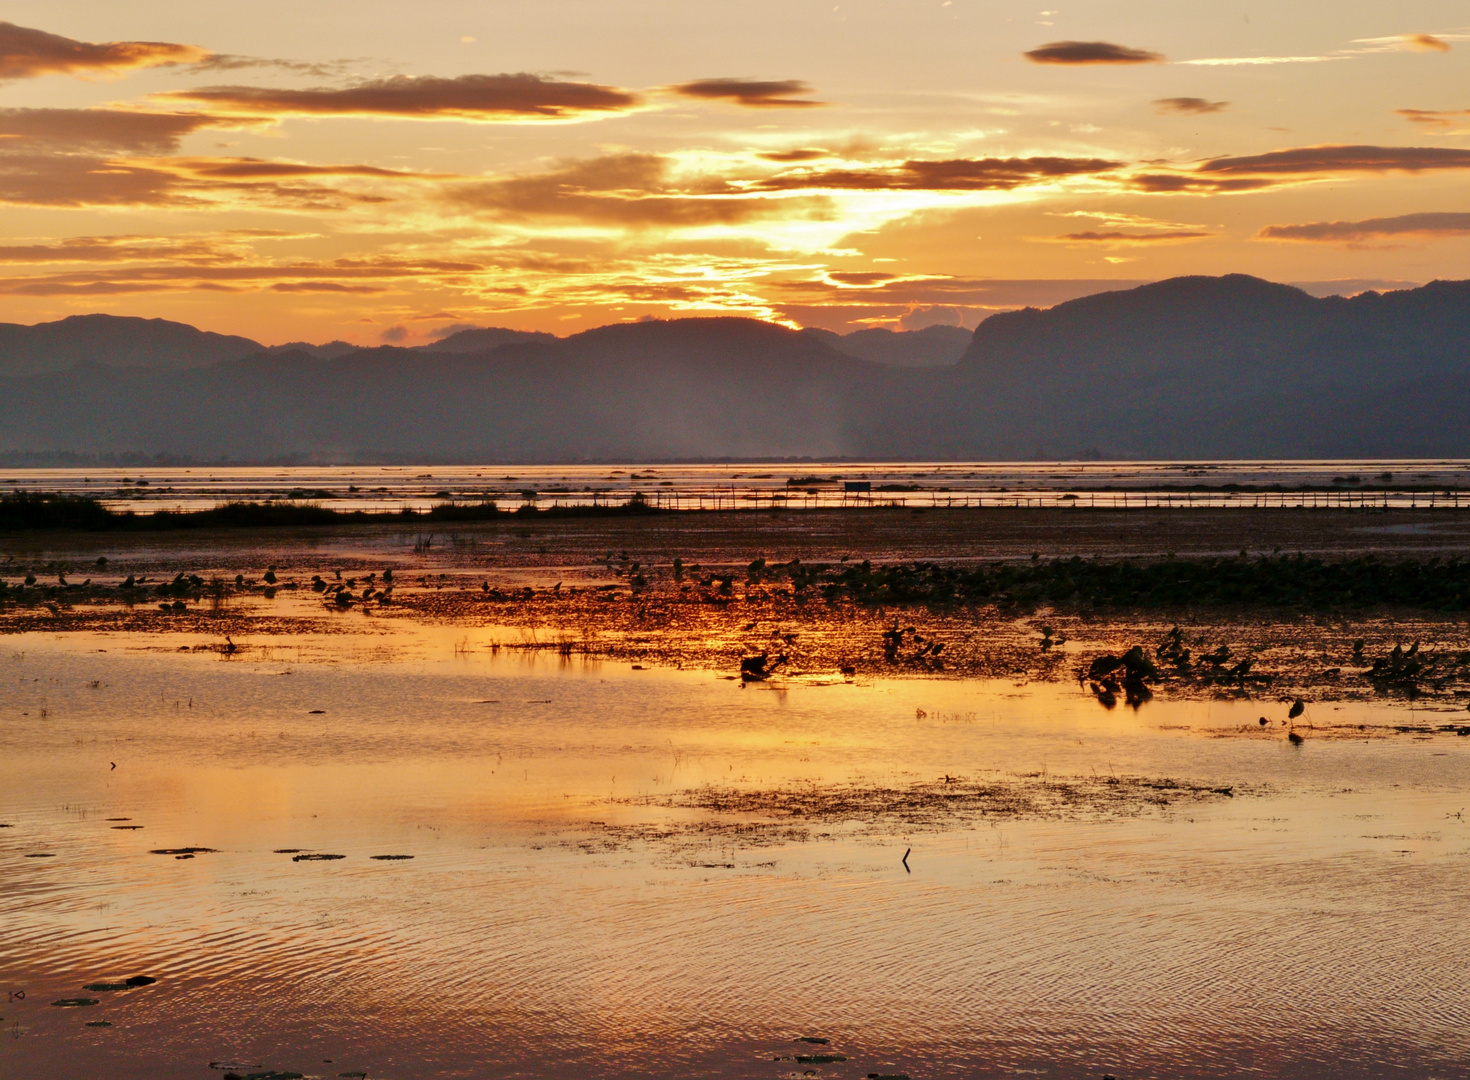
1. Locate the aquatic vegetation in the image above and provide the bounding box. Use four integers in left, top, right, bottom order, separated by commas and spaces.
617, 774, 1243, 838
0, 491, 112, 530
769, 553, 1470, 611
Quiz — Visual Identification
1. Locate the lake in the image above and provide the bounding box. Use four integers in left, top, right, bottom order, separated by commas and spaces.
4, 622, 1469, 1079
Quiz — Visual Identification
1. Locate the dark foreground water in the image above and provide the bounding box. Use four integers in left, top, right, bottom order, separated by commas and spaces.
3, 625, 1469, 1079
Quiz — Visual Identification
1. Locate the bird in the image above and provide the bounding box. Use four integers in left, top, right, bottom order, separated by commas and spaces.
1258, 716, 1269, 726
1288, 697, 1305, 719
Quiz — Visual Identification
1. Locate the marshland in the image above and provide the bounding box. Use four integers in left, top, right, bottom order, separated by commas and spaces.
6, 487, 1470, 1079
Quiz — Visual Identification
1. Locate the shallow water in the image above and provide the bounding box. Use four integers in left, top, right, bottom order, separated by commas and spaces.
3, 632, 1470, 1079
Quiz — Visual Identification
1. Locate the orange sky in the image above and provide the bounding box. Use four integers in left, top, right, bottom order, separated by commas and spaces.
1, 2, 1468, 343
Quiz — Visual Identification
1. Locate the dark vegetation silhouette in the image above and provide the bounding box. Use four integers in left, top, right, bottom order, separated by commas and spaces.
0, 492, 662, 532
1, 275, 1468, 461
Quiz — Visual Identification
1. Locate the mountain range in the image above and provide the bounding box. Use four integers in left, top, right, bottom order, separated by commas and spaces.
0, 314, 967, 374
1, 274, 1466, 462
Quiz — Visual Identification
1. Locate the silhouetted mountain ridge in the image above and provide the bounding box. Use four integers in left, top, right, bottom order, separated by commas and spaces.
0, 313, 263, 376
2, 276, 1468, 460
417, 326, 557, 353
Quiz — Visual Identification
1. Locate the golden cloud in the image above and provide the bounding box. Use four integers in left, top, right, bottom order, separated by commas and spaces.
0, 234, 247, 263
1401, 33, 1452, 52
0, 252, 489, 296
751, 156, 1122, 191
445, 152, 833, 227
0, 21, 207, 80
756, 148, 834, 163
156, 73, 640, 121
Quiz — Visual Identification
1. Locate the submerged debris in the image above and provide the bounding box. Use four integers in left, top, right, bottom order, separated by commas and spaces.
149, 847, 216, 855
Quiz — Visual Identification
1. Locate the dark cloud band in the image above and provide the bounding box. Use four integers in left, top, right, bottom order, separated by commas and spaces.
1024, 41, 1164, 65
1259, 212, 1470, 242
668, 79, 822, 107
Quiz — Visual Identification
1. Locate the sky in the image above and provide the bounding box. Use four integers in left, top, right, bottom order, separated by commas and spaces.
1, 0, 1468, 344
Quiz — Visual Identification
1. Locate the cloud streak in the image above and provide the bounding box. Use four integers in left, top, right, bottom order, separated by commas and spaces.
1023, 41, 1164, 64
1397, 107, 1470, 128
1055, 230, 1217, 244
0, 21, 206, 80
1178, 54, 1343, 66
1258, 212, 1470, 243
445, 153, 832, 228
1183, 31, 1465, 66
751, 156, 1122, 191
157, 73, 640, 121
1198, 144, 1470, 175
0, 107, 259, 152
1130, 144, 1470, 193
668, 78, 823, 107
1352, 32, 1459, 53
1153, 97, 1229, 115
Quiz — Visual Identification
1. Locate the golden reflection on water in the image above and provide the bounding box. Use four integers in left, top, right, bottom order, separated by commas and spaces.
3, 628, 1470, 1079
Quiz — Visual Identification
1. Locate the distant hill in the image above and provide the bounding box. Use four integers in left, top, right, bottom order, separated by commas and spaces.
951, 274, 1470, 457
417, 326, 558, 353
2, 276, 1468, 461
802, 324, 971, 367
265, 340, 360, 360
0, 313, 263, 376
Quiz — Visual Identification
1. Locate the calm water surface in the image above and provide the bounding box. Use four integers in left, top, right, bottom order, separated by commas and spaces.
3, 630, 1469, 1079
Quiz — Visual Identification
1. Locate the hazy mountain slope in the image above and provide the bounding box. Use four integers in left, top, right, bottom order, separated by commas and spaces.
0, 314, 264, 376
803, 324, 971, 366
